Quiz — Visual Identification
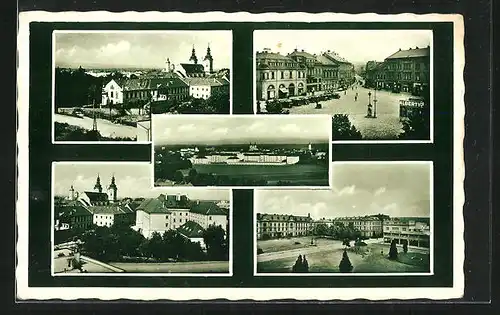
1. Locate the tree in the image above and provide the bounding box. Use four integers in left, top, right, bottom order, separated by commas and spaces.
388, 239, 398, 260
187, 168, 198, 183
342, 238, 351, 248
339, 249, 353, 272
398, 108, 430, 140
203, 225, 227, 261
265, 100, 283, 114
173, 170, 184, 183
313, 223, 328, 236
332, 114, 363, 140
403, 240, 408, 254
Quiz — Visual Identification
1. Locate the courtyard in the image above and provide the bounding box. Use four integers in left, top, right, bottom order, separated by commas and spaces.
257, 236, 430, 273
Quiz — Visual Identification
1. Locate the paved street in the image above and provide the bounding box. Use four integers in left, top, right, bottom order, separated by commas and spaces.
263, 85, 413, 140
109, 261, 230, 273
54, 114, 138, 139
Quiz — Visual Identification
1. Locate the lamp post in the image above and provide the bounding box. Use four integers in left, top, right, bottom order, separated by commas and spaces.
373, 88, 378, 118
366, 91, 373, 118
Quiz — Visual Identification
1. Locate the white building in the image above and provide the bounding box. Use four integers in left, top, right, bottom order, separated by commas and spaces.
383, 218, 431, 248
185, 77, 230, 99
101, 79, 124, 105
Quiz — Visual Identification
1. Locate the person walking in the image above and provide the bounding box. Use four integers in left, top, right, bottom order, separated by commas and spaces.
292, 255, 303, 273
355, 92, 358, 101
302, 255, 309, 273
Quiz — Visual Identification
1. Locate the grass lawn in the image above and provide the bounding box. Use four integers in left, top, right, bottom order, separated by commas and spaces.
257, 243, 430, 274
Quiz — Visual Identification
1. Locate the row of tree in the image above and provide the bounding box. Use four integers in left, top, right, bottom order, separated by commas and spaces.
151, 90, 230, 114
72, 222, 228, 263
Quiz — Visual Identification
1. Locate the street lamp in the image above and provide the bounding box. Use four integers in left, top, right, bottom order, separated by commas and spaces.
366, 91, 373, 118
373, 89, 378, 118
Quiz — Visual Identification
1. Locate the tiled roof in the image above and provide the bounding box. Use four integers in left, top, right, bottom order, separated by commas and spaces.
385, 47, 430, 60
190, 201, 226, 216
185, 77, 228, 87
315, 55, 339, 66
177, 220, 205, 238
122, 77, 188, 91
82, 191, 109, 202
179, 63, 205, 74
55, 202, 93, 217
87, 205, 134, 215
149, 77, 189, 89
288, 50, 317, 60
164, 198, 191, 209
323, 51, 351, 64
136, 198, 171, 214
256, 51, 295, 60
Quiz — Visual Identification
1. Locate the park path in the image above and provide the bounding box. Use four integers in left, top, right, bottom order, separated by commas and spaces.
54, 114, 138, 139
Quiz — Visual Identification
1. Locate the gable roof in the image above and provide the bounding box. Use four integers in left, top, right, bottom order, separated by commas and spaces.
55, 202, 93, 218
315, 55, 339, 66
81, 191, 108, 203
177, 220, 205, 238
184, 77, 228, 87
257, 213, 313, 222
288, 50, 317, 60
386, 47, 430, 60
190, 201, 226, 216
87, 205, 134, 215
136, 198, 171, 214
323, 51, 351, 64
180, 63, 205, 74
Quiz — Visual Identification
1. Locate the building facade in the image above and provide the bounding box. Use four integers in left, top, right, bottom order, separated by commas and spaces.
256, 213, 314, 240
331, 216, 383, 238
383, 218, 431, 248
288, 49, 324, 94
315, 54, 340, 92
256, 50, 307, 101
322, 51, 355, 88
374, 46, 430, 95
186, 77, 230, 99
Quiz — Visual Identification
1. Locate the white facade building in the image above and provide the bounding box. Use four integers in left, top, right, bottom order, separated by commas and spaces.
101, 79, 124, 105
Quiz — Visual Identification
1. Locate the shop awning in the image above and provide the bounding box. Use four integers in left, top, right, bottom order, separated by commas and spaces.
279, 88, 289, 93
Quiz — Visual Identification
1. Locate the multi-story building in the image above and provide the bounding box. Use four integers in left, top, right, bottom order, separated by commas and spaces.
332, 216, 383, 238
322, 51, 356, 88
288, 49, 324, 94
364, 61, 384, 89
374, 46, 430, 95
383, 218, 431, 248
256, 213, 314, 240
255, 49, 307, 100
54, 201, 94, 231
134, 194, 229, 246
185, 77, 230, 100
315, 54, 340, 92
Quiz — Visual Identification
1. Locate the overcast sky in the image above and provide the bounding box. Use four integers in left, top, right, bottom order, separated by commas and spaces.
153, 115, 331, 145
53, 163, 230, 200
55, 31, 232, 69
254, 30, 431, 64
255, 162, 431, 219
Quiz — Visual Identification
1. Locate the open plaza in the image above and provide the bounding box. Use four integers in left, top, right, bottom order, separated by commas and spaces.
257, 236, 430, 274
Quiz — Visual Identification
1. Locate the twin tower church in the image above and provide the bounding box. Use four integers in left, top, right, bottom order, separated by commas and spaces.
68, 174, 118, 206
165, 44, 215, 78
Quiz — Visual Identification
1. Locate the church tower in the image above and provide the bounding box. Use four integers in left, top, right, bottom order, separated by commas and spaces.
107, 174, 118, 203
189, 46, 198, 64
69, 185, 76, 200
94, 174, 103, 193
203, 44, 214, 74
165, 57, 171, 72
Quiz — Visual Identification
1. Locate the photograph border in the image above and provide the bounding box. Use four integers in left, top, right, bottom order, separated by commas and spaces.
150, 113, 333, 190
253, 160, 434, 277
17, 11, 465, 301
252, 28, 434, 144
51, 29, 234, 145
50, 160, 234, 277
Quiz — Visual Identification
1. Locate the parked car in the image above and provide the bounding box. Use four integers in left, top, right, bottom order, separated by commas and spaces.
331, 93, 340, 99
72, 109, 84, 118
315, 103, 322, 109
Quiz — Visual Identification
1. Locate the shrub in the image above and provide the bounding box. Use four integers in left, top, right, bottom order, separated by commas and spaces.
257, 248, 264, 255
389, 239, 398, 260
339, 249, 353, 273
294, 241, 301, 245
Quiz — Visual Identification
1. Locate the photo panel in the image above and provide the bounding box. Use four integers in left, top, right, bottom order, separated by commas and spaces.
152, 114, 332, 188
253, 29, 433, 143
52, 30, 232, 144
52, 161, 232, 276
254, 161, 433, 276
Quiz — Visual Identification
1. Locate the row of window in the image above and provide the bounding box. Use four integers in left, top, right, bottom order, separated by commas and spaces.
261, 71, 306, 80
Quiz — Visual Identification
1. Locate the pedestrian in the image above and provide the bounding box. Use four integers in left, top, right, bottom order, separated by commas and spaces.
344, 90, 346, 95
354, 95, 357, 102
302, 255, 309, 273
292, 255, 303, 273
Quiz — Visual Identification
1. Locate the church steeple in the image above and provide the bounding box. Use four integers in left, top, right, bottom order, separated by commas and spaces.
94, 174, 102, 193
107, 174, 118, 203
203, 43, 214, 73
189, 45, 198, 64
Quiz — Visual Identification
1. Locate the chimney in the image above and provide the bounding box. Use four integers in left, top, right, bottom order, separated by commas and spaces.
301, 49, 304, 52
308, 213, 310, 218
294, 48, 297, 52
416, 46, 419, 49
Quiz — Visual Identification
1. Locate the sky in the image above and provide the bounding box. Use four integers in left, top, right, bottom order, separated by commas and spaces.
55, 31, 232, 69
255, 163, 431, 219
53, 163, 230, 200
254, 30, 432, 65
153, 115, 331, 145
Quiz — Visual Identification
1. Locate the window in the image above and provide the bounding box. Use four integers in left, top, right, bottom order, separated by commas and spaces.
174, 219, 176, 223
281, 71, 284, 79
165, 223, 168, 227
289, 71, 293, 78
209, 216, 212, 220
271, 72, 275, 79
